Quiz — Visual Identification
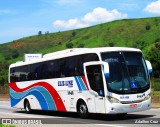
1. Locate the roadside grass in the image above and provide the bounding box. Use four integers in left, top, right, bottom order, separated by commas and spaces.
153, 91, 160, 96
151, 78, 160, 96
0, 124, 15, 127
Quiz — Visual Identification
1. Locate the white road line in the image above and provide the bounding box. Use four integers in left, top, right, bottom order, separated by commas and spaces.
0, 112, 63, 118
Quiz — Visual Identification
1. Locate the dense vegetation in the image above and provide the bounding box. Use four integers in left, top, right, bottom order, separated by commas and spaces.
0, 17, 160, 88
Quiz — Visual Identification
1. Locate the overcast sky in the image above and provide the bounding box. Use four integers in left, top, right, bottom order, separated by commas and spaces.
0, 0, 160, 44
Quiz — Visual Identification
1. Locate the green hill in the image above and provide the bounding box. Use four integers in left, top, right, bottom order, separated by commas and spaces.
0, 17, 160, 85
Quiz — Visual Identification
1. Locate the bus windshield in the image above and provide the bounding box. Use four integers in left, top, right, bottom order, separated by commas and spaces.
101, 51, 150, 94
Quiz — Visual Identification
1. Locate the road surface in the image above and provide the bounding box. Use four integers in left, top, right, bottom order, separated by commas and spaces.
0, 101, 159, 127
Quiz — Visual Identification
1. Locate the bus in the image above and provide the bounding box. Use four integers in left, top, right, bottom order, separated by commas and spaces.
9, 47, 152, 118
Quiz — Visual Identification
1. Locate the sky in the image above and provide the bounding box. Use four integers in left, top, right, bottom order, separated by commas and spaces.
0, 0, 160, 44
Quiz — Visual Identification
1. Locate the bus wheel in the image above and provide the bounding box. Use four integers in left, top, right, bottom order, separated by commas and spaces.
24, 100, 32, 113
78, 101, 89, 119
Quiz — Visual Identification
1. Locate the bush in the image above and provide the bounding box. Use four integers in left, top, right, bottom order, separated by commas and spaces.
152, 78, 160, 91
66, 42, 73, 48
155, 38, 160, 43
145, 24, 151, 30
108, 42, 114, 47
77, 44, 84, 48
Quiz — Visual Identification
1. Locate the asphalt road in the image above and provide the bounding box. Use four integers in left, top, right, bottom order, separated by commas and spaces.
0, 101, 160, 127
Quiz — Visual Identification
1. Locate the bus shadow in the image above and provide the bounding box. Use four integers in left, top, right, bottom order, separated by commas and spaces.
15, 110, 155, 122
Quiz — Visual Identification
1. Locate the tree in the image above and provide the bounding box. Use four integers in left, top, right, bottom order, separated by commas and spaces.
0, 77, 5, 86
0, 62, 9, 86
45, 31, 49, 34
12, 49, 19, 58
38, 31, 42, 35
146, 42, 160, 77
72, 31, 76, 36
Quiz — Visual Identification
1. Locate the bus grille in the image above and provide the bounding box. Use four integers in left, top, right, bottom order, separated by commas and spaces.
120, 99, 144, 104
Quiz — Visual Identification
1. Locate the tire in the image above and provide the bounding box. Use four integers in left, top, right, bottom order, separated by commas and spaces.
24, 100, 32, 113
78, 101, 89, 119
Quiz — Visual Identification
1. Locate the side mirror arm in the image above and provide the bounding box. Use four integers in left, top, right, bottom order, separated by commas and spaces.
145, 60, 152, 74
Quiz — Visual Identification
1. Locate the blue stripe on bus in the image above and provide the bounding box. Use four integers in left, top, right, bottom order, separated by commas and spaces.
10, 90, 49, 110
74, 77, 82, 90
77, 77, 87, 90
10, 86, 57, 110
10, 95, 20, 107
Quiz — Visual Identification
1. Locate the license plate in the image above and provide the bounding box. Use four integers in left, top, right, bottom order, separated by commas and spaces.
130, 104, 137, 108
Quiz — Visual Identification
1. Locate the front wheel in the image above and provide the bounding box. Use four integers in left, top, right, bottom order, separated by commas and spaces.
78, 101, 89, 119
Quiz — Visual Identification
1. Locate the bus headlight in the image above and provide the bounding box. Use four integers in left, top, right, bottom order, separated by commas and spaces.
107, 96, 120, 103
144, 94, 151, 101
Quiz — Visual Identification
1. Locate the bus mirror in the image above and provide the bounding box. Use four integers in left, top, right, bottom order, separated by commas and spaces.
103, 62, 109, 78
145, 60, 152, 74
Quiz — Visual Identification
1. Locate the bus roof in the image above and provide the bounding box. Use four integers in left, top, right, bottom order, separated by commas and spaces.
9, 47, 141, 68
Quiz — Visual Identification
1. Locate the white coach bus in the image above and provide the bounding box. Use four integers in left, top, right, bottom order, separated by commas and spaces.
9, 47, 152, 118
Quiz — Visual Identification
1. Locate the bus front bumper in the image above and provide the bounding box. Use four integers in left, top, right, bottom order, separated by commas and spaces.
106, 98, 151, 114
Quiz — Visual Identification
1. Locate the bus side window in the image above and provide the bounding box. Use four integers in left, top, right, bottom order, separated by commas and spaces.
41, 62, 49, 79
54, 60, 60, 78
75, 55, 84, 76
10, 68, 15, 82
86, 65, 104, 97
28, 64, 40, 80
47, 61, 55, 79
59, 59, 66, 77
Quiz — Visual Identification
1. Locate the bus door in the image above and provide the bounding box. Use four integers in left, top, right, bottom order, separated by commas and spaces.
84, 63, 106, 113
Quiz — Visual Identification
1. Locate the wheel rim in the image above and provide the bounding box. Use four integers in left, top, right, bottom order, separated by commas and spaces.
26, 104, 29, 111
25, 102, 30, 112
80, 104, 87, 114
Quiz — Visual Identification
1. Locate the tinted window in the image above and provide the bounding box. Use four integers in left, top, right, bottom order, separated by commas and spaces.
86, 65, 104, 96
10, 65, 29, 82
101, 52, 150, 94
10, 53, 99, 82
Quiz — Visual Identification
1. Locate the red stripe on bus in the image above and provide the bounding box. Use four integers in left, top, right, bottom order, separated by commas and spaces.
9, 82, 66, 112
81, 76, 89, 90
